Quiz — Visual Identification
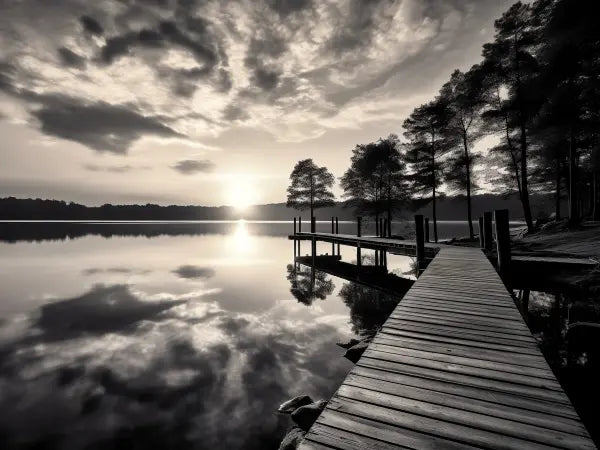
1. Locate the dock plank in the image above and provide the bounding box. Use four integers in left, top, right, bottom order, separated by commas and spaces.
296, 240, 596, 450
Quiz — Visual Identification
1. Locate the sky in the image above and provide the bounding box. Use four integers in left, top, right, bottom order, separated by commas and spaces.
0, 0, 514, 207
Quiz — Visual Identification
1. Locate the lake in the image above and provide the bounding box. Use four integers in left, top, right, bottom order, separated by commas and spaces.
0, 220, 597, 448
0, 220, 416, 450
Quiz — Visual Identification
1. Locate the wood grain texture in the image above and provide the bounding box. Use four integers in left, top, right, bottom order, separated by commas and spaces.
297, 243, 596, 450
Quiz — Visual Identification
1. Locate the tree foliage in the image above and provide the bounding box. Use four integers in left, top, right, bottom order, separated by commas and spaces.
286, 159, 335, 219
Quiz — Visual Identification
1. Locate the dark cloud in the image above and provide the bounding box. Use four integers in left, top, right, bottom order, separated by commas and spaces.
32, 284, 185, 341
251, 67, 280, 91
80, 15, 104, 36
222, 103, 249, 121
82, 164, 151, 173
82, 267, 152, 275
172, 159, 215, 174
57, 47, 86, 69
327, 0, 393, 55
172, 265, 215, 279
266, 0, 314, 17
30, 96, 182, 153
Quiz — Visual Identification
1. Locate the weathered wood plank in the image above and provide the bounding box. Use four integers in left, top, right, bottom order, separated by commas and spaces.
293, 240, 595, 449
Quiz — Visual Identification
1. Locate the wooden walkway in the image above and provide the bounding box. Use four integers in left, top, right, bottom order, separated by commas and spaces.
298, 245, 596, 450
291, 232, 439, 258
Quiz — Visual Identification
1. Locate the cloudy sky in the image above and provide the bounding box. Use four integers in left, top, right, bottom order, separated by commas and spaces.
0, 0, 513, 207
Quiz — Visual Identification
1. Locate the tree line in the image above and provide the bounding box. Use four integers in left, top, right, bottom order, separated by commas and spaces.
287, 0, 600, 240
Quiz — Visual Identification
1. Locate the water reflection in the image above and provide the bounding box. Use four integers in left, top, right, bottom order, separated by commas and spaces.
286, 265, 335, 305
520, 289, 600, 443
0, 223, 361, 450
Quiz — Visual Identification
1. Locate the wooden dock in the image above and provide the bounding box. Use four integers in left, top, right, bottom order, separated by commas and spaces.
296, 242, 596, 449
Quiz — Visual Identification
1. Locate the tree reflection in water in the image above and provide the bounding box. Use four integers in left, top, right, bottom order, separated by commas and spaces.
286, 264, 335, 305
338, 283, 400, 336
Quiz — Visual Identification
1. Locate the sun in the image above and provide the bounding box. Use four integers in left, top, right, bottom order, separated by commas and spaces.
227, 179, 258, 212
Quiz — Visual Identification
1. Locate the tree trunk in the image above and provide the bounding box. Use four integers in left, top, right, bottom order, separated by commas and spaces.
463, 134, 474, 239
568, 126, 578, 224
520, 123, 534, 231
593, 169, 598, 221
555, 157, 561, 220
431, 128, 438, 243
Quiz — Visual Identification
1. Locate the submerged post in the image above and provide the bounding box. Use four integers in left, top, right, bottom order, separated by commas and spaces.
424, 218, 430, 243
414, 215, 425, 273
478, 216, 484, 249
483, 211, 493, 252
494, 209, 511, 276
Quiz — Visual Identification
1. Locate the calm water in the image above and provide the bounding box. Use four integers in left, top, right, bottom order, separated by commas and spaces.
0, 221, 416, 450
2, 220, 596, 448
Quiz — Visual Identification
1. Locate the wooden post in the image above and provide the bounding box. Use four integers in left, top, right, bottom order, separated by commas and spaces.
375, 217, 379, 237
494, 209, 511, 275
383, 219, 388, 238
298, 216, 302, 233
483, 211, 493, 252
424, 218, 430, 243
335, 217, 340, 255
331, 217, 335, 255
478, 216, 484, 249
357, 216, 362, 237
414, 215, 425, 273
311, 216, 316, 233
356, 217, 362, 268
311, 236, 316, 268
387, 217, 392, 237
380, 218, 384, 237
293, 217, 297, 235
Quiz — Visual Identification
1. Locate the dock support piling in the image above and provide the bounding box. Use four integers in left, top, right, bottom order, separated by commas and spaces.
483, 211, 493, 252
335, 217, 340, 255
357, 217, 362, 237
311, 216, 316, 233
298, 216, 302, 233
414, 215, 425, 274
424, 218, 430, 243
494, 209, 511, 276
293, 217, 297, 235
331, 217, 335, 255
478, 216, 484, 248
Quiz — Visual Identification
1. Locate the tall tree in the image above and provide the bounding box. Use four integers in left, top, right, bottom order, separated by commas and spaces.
286, 159, 335, 227
403, 97, 452, 242
480, 1, 542, 231
440, 68, 485, 239
340, 135, 408, 234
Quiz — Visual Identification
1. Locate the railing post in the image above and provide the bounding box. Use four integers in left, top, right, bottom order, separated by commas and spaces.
356, 216, 362, 268
335, 217, 340, 255
298, 216, 302, 233
311, 216, 316, 233
494, 209, 511, 276
375, 217, 379, 237
478, 216, 484, 249
331, 216, 335, 255
414, 214, 425, 273
424, 217, 430, 243
483, 211, 493, 252
294, 217, 297, 235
